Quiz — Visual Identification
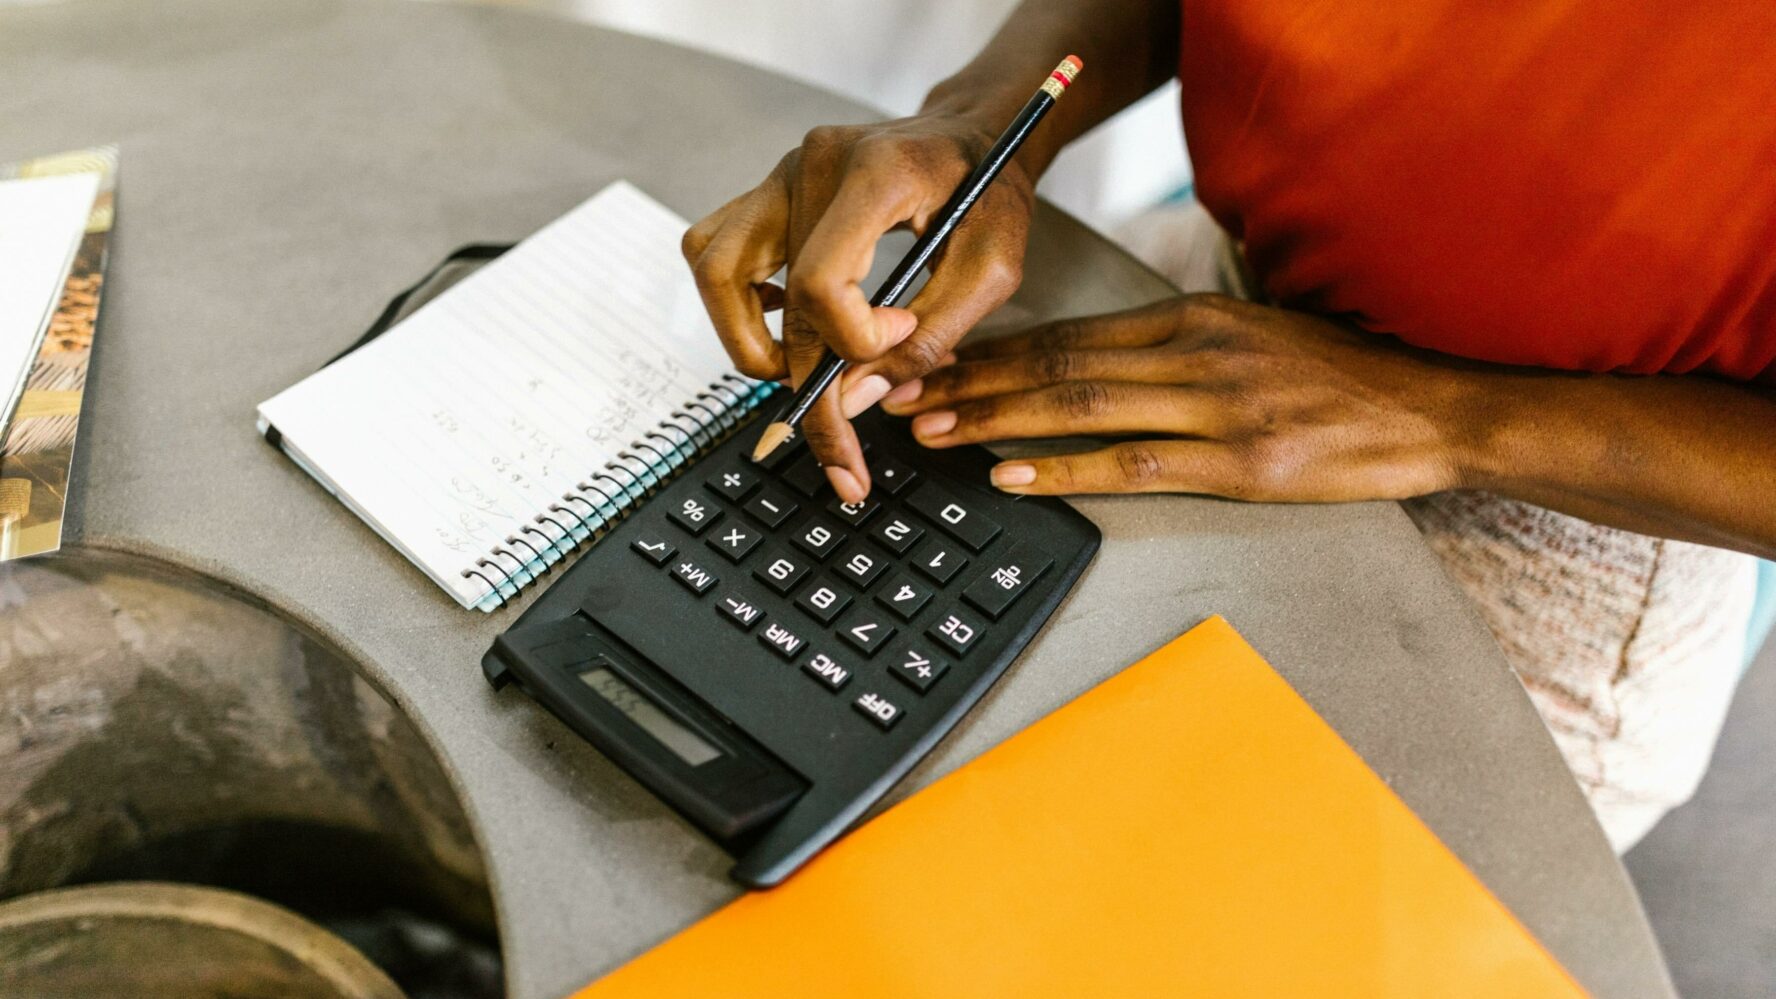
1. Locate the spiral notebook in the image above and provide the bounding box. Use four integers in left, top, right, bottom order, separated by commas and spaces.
256, 182, 778, 611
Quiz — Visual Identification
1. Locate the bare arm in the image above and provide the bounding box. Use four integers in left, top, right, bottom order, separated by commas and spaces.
923, 0, 1181, 178
1461, 366, 1776, 559
879, 294, 1776, 560
683, 0, 1179, 501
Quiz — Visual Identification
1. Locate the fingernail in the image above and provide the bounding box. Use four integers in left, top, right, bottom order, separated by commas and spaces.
841, 374, 892, 418
912, 410, 957, 439
881, 378, 923, 408
938, 352, 959, 368
991, 463, 1037, 489
826, 466, 866, 503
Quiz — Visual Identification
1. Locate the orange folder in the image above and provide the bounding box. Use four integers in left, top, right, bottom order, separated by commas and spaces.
578, 616, 1586, 998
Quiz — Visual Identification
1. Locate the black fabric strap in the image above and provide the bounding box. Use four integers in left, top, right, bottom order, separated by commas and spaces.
327, 243, 514, 365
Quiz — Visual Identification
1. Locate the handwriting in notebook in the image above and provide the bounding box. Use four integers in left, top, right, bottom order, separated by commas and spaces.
258, 181, 753, 610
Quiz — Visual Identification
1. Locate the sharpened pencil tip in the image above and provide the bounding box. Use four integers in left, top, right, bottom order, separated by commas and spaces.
751, 422, 795, 463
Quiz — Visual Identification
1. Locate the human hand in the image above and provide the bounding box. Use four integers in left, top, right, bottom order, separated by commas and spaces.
882, 294, 1473, 500
681, 112, 1034, 502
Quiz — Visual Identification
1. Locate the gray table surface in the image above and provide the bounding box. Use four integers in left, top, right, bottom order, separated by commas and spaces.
1, 1, 1672, 996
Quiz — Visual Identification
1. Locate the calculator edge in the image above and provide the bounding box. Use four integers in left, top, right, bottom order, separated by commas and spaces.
729, 510, 1102, 887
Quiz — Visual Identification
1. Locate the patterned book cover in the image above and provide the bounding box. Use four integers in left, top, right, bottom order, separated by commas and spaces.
0, 145, 116, 562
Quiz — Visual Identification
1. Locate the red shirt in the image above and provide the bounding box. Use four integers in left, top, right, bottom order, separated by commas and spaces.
1178, 2, 1776, 383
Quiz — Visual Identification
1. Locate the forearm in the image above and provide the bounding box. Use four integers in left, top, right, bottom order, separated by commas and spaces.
1455, 367, 1776, 559
920, 0, 1180, 177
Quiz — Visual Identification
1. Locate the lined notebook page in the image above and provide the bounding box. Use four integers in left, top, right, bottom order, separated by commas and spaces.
258, 182, 751, 610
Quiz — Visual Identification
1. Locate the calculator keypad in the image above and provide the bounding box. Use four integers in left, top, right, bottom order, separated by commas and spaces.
491, 407, 1100, 888
634, 448, 1059, 736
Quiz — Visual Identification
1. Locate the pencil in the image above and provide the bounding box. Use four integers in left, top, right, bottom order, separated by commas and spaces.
751, 54, 1083, 463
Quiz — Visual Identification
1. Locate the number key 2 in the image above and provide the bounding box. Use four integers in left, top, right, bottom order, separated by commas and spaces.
869, 514, 924, 555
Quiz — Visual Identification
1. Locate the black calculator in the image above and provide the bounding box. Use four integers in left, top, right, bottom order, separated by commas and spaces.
482, 407, 1100, 886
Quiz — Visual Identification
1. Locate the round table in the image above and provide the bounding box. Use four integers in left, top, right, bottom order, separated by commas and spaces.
0, 2, 1671, 996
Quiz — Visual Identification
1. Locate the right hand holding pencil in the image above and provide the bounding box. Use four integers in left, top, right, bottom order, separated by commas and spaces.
682, 112, 1035, 501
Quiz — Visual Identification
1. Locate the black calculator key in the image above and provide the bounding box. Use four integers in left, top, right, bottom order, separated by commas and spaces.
833, 545, 889, 588
907, 484, 1001, 551
752, 432, 802, 470
908, 537, 967, 585
789, 517, 844, 561
631, 535, 676, 565
853, 691, 903, 730
875, 572, 933, 620
928, 608, 985, 657
794, 577, 851, 624
802, 651, 852, 692
717, 592, 765, 631
758, 619, 807, 660
781, 454, 831, 497
705, 522, 762, 562
869, 514, 925, 555
670, 558, 719, 595
961, 543, 1055, 619
744, 489, 799, 529
753, 550, 811, 595
668, 496, 724, 536
871, 455, 918, 495
706, 467, 760, 503
889, 646, 949, 694
836, 606, 896, 657
826, 496, 880, 528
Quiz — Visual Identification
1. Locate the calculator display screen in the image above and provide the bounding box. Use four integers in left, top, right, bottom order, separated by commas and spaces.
579, 667, 722, 767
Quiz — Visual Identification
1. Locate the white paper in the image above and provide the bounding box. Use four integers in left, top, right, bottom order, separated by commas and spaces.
0, 171, 101, 435
258, 182, 747, 609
